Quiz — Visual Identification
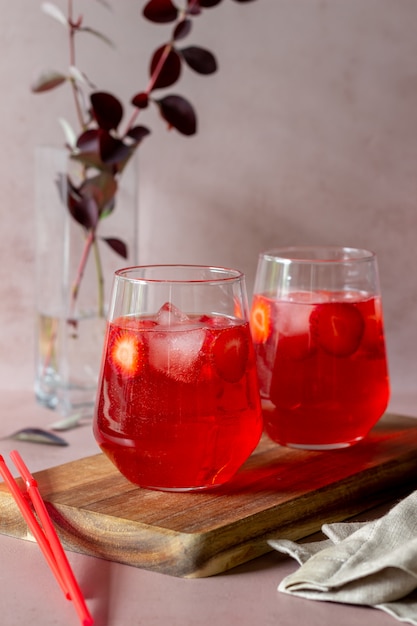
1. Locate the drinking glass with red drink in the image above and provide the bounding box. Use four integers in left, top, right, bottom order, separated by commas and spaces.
93, 265, 262, 491
250, 247, 390, 450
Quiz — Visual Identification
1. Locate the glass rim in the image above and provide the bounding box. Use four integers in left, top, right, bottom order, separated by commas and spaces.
260, 246, 376, 264
115, 264, 244, 285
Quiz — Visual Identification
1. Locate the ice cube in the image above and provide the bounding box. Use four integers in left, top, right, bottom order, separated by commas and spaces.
275, 300, 312, 336
156, 302, 190, 327
148, 326, 206, 383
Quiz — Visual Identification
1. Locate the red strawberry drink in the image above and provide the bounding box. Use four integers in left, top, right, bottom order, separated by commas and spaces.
250, 248, 390, 449
93, 266, 262, 491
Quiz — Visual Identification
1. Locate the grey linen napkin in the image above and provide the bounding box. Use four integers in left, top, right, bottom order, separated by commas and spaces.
268, 491, 417, 625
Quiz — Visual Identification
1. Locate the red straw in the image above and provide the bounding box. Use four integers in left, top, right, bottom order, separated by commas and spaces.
0, 451, 93, 626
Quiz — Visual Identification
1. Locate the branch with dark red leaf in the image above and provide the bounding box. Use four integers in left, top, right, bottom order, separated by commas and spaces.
32, 0, 257, 318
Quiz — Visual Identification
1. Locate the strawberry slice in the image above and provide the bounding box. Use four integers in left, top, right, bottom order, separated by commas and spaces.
250, 295, 271, 343
212, 324, 249, 383
108, 325, 145, 377
310, 302, 364, 357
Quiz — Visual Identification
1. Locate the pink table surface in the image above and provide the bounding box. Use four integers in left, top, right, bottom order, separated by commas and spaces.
0, 388, 415, 626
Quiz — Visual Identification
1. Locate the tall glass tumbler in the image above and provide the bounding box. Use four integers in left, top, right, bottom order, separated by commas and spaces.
93, 265, 262, 491
250, 247, 390, 450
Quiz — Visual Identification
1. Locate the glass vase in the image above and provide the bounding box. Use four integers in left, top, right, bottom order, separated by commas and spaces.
34, 145, 138, 416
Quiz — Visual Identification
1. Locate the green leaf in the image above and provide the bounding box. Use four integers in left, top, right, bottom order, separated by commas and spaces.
80, 26, 114, 48
71, 151, 106, 171
69, 65, 86, 85
94, 0, 112, 8
49, 412, 90, 431
31, 69, 67, 93
82, 172, 118, 215
8, 427, 68, 446
41, 2, 67, 26
58, 117, 77, 149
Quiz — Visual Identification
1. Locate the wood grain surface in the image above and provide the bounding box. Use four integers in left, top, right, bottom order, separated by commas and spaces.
1, 412, 417, 578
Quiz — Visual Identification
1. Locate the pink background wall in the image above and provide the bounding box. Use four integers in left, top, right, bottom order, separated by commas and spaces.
1, 1, 416, 407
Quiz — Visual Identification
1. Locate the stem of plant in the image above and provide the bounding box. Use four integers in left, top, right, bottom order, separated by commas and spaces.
92, 236, 105, 319
123, 40, 173, 137
40, 316, 59, 379
69, 229, 95, 321
122, 2, 199, 136
64, 0, 214, 322
67, 0, 86, 131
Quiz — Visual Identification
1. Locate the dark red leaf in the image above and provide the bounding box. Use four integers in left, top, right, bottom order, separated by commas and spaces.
186, 0, 201, 15
68, 172, 117, 221
69, 197, 99, 230
143, 0, 178, 23
67, 179, 100, 230
198, 0, 223, 6
90, 92, 123, 131
99, 131, 131, 165
150, 45, 182, 90
155, 94, 197, 135
126, 125, 151, 144
173, 18, 192, 40
180, 46, 217, 74
76, 129, 100, 152
131, 92, 149, 109
103, 237, 128, 259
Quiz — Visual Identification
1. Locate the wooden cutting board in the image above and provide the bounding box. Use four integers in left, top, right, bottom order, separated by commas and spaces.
1, 412, 417, 578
